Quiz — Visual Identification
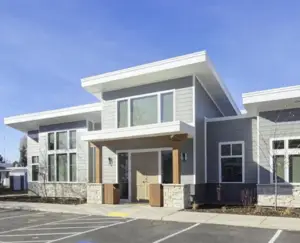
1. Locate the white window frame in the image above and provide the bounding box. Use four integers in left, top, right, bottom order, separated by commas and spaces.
270, 137, 300, 184
47, 130, 78, 183
218, 141, 245, 183
115, 90, 176, 129
31, 156, 39, 182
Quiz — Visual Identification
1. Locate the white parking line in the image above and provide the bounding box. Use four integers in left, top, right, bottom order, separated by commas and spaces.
0, 212, 44, 221
0, 215, 91, 234
268, 229, 282, 243
0, 241, 46, 243
46, 218, 137, 243
50, 221, 120, 225
152, 223, 201, 243
26, 226, 95, 230
0, 232, 74, 237
76, 217, 125, 221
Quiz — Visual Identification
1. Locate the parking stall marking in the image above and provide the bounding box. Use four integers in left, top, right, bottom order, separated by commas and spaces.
0, 212, 45, 221
48, 221, 121, 225
25, 226, 95, 231
152, 223, 201, 243
268, 230, 283, 243
46, 218, 137, 243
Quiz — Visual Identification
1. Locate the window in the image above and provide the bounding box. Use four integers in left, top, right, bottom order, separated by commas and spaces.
271, 137, 300, 183
69, 131, 76, 149
48, 133, 54, 150
56, 132, 67, 150
48, 155, 55, 181
32, 156, 39, 181
117, 100, 128, 128
116, 91, 174, 128
56, 154, 67, 182
219, 142, 244, 183
131, 95, 157, 126
161, 92, 173, 122
69, 153, 76, 182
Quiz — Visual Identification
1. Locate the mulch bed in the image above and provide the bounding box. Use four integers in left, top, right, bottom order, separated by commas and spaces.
0, 195, 86, 205
185, 204, 300, 218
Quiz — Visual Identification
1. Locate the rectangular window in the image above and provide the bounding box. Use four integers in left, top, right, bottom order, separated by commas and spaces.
56, 154, 67, 182
48, 133, 54, 150
131, 95, 158, 126
69, 130, 76, 149
219, 142, 244, 183
289, 155, 300, 183
48, 154, 55, 181
161, 92, 173, 122
69, 153, 76, 182
117, 100, 128, 128
273, 140, 284, 150
32, 156, 39, 181
56, 132, 67, 150
32, 156, 39, 164
289, 139, 300, 149
273, 155, 285, 183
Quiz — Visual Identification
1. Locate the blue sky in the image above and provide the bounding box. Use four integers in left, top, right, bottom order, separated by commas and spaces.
0, 0, 300, 162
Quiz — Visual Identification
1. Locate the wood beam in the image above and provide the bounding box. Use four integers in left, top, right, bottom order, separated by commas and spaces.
172, 147, 181, 184
92, 143, 102, 183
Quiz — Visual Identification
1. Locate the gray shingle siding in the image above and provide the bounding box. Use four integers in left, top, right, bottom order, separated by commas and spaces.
259, 108, 300, 184
27, 121, 89, 183
207, 117, 257, 183
195, 78, 223, 184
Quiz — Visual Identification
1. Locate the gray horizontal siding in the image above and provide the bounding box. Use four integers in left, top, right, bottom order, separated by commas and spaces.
259, 108, 300, 184
195, 78, 223, 184
207, 117, 257, 183
101, 76, 194, 130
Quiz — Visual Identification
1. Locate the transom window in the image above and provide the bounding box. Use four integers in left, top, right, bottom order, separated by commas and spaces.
31, 156, 39, 182
219, 141, 244, 183
271, 138, 300, 183
117, 91, 174, 128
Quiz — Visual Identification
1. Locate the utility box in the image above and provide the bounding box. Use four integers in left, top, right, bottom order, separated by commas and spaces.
149, 184, 163, 207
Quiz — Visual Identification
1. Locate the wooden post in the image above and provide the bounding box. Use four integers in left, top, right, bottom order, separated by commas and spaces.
172, 147, 181, 184
91, 143, 102, 183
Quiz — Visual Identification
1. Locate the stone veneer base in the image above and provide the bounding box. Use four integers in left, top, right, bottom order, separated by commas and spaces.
257, 184, 300, 208
87, 183, 103, 204
163, 184, 190, 209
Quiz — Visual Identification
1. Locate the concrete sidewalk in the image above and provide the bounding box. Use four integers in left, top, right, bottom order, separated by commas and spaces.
0, 201, 299, 231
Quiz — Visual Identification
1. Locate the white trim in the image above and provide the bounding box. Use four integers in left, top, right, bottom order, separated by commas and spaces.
218, 141, 245, 183
158, 151, 162, 184
243, 85, 300, 105
269, 136, 300, 184
4, 103, 102, 125
204, 117, 207, 183
257, 115, 260, 184
207, 115, 254, 122
82, 121, 194, 142
195, 75, 225, 117
192, 75, 196, 184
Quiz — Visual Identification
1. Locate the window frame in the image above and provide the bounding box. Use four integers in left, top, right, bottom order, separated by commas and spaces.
31, 156, 39, 182
270, 137, 300, 184
115, 90, 175, 128
219, 141, 245, 183
46, 130, 78, 183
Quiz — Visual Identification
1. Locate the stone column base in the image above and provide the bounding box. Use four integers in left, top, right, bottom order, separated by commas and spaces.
163, 184, 190, 209
87, 183, 103, 204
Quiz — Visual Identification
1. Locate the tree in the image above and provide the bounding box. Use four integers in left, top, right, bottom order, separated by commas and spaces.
19, 136, 27, 167
0, 154, 5, 163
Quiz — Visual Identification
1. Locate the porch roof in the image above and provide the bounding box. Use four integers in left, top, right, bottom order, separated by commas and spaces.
81, 121, 194, 142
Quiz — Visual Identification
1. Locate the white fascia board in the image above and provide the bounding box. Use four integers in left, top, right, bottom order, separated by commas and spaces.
81, 121, 194, 142
81, 51, 207, 87
4, 103, 102, 125
206, 114, 254, 122
242, 85, 300, 104
205, 56, 240, 115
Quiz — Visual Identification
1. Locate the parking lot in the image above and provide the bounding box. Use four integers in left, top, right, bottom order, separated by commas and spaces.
0, 209, 299, 242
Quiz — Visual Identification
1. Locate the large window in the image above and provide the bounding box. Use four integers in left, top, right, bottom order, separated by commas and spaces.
32, 156, 39, 181
271, 138, 300, 183
48, 133, 55, 150
56, 132, 67, 150
56, 154, 68, 182
48, 154, 55, 181
69, 153, 76, 182
117, 91, 174, 128
219, 142, 244, 183
69, 130, 76, 149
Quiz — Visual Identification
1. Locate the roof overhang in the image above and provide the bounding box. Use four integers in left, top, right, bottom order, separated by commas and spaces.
81, 51, 240, 116
243, 85, 300, 115
4, 103, 102, 132
81, 121, 194, 142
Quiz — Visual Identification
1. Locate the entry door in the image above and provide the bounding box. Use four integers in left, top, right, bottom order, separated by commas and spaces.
131, 152, 159, 202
